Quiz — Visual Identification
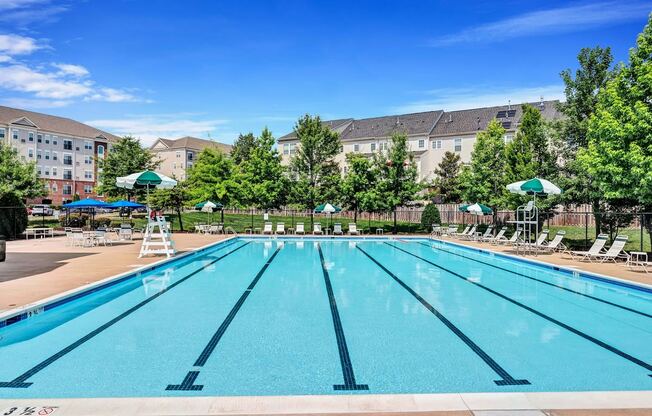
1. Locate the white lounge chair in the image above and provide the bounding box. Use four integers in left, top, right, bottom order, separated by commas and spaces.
500, 229, 522, 245
531, 229, 550, 249
459, 225, 477, 240
313, 223, 323, 235
568, 234, 609, 261
475, 225, 494, 241
536, 230, 567, 253
262, 222, 273, 235
348, 223, 360, 235
589, 235, 629, 263
276, 223, 286, 235
451, 225, 469, 237
295, 222, 305, 235
333, 223, 343, 235
483, 226, 507, 242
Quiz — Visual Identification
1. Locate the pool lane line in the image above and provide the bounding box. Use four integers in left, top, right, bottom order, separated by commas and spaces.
0, 241, 250, 389
317, 244, 369, 391
166, 245, 283, 391
413, 241, 652, 320
383, 242, 652, 376
355, 246, 529, 387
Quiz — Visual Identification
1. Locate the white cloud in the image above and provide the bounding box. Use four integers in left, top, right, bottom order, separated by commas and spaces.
0, 0, 49, 11
0, 64, 92, 98
0, 0, 68, 24
0, 34, 42, 55
85, 116, 230, 146
52, 62, 89, 77
0, 96, 71, 108
393, 85, 565, 113
85, 87, 141, 103
431, 2, 652, 46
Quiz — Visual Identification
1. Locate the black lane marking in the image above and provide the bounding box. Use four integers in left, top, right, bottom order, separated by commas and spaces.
0, 241, 250, 389
356, 246, 529, 386
415, 241, 652, 320
384, 242, 652, 376
317, 244, 369, 391
166, 245, 283, 391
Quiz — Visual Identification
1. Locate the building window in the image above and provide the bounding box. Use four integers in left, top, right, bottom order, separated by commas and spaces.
12, 129, 19, 140
187, 152, 194, 161
504, 134, 514, 144
0, 128, 5, 138
84, 185, 92, 194
187, 162, 193, 168
45, 150, 50, 160
52, 151, 58, 161
432, 140, 442, 149
63, 139, 73, 150
37, 165, 42, 175
63, 154, 73, 165
85, 155, 92, 164
381, 142, 388, 151
371, 143, 376, 152
52, 136, 57, 146
63, 170, 72, 180
28, 148, 34, 158
418, 139, 425, 148
29, 132, 35, 142
454, 138, 462, 152
44, 183, 50, 192
37, 150, 42, 159
289, 143, 296, 155
52, 167, 57, 176
172, 162, 176, 169
63, 184, 72, 195
176, 151, 181, 158
52, 183, 58, 192
44, 168, 50, 176
283, 144, 289, 155
84, 170, 92, 179
97, 145, 104, 157
353, 143, 359, 152
84, 141, 92, 150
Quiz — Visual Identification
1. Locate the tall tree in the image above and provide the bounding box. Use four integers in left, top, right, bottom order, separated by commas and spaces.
432, 151, 462, 203
289, 114, 341, 225
186, 148, 243, 207
341, 153, 378, 222
459, 119, 507, 218
231, 132, 257, 165
96, 136, 159, 199
239, 127, 288, 209
376, 133, 420, 233
580, 14, 652, 243
149, 181, 190, 231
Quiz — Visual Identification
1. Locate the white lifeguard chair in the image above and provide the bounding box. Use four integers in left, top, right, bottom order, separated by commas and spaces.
139, 215, 176, 258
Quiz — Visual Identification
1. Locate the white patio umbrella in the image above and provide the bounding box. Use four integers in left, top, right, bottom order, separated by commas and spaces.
201, 201, 217, 223
116, 170, 177, 217
506, 178, 561, 196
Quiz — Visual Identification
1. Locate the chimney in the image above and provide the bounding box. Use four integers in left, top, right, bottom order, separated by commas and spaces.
448, 114, 453, 122
476, 117, 481, 130
396, 117, 400, 126
508, 100, 511, 111
539, 96, 545, 109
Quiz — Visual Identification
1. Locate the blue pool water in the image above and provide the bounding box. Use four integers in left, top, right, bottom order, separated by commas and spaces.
0, 237, 651, 398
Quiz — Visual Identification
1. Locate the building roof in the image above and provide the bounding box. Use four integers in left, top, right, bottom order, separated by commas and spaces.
339, 111, 443, 140
430, 100, 561, 137
150, 136, 232, 154
278, 118, 353, 141
0, 105, 120, 141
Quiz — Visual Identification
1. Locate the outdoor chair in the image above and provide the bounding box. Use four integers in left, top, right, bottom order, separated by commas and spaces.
276, 223, 286, 235
475, 225, 494, 241
313, 223, 323, 235
535, 230, 567, 253
295, 222, 305, 235
262, 222, 273, 235
531, 229, 550, 249
589, 235, 629, 263
482, 226, 507, 243
348, 223, 359, 235
65, 230, 75, 246
119, 227, 133, 241
431, 224, 442, 236
446, 224, 458, 236
94, 230, 113, 246
333, 223, 343, 235
459, 225, 477, 240
503, 229, 522, 246
452, 225, 470, 237
71, 231, 86, 247
567, 234, 609, 261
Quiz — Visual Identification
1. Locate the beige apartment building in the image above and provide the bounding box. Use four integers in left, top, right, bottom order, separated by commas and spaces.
149, 136, 232, 180
278, 100, 561, 181
0, 105, 119, 205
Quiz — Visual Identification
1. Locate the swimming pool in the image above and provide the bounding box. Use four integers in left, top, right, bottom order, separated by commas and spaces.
0, 237, 650, 398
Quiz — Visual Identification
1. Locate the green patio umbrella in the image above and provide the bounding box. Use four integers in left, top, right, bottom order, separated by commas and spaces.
116, 170, 177, 217
506, 178, 562, 196
314, 203, 341, 230
463, 203, 493, 215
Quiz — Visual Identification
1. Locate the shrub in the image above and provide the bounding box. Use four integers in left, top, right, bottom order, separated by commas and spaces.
0, 194, 28, 239
420, 204, 441, 230
60, 214, 88, 228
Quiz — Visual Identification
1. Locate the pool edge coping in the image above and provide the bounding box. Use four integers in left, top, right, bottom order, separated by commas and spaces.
0, 390, 651, 414
0, 235, 238, 326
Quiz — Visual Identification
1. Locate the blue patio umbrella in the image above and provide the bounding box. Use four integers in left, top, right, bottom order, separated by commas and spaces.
108, 200, 145, 209
63, 198, 112, 228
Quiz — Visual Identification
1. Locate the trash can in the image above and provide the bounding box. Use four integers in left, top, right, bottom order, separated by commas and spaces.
0, 235, 5, 262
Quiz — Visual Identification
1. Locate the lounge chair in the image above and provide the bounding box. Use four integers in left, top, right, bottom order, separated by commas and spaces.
531, 229, 550, 249
536, 230, 567, 253
475, 225, 494, 241
589, 235, 629, 263
483, 226, 507, 243
313, 223, 323, 235
295, 222, 305, 235
567, 234, 609, 261
276, 223, 285, 235
333, 223, 343, 235
458, 225, 477, 240
431, 224, 442, 236
451, 225, 469, 237
262, 222, 273, 235
348, 223, 360, 235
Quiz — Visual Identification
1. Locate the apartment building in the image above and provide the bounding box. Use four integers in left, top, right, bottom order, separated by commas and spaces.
149, 136, 232, 180
0, 105, 119, 205
278, 100, 561, 181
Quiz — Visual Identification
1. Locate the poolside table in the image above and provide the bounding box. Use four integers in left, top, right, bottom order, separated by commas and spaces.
25, 227, 54, 239
628, 251, 648, 273
376, 228, 384, 235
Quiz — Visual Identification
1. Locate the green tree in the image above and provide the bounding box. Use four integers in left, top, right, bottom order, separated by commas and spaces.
149, 181, 190, 231
557, 46, 614, 235
289, 114, 341, 225
231, 132, 257, 165
460, 119, 507, 218
376, 133, 420, 233
432, 151, 462, 203
97, 136, 159, 199
341, 153, 378, 222
239, 128, 288, 209
580, 14, 652, 242
420, 203, 441, 230
186, 148, 242, 207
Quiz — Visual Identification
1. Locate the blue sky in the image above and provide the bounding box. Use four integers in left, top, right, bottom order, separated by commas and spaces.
0, 0, 650, 145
